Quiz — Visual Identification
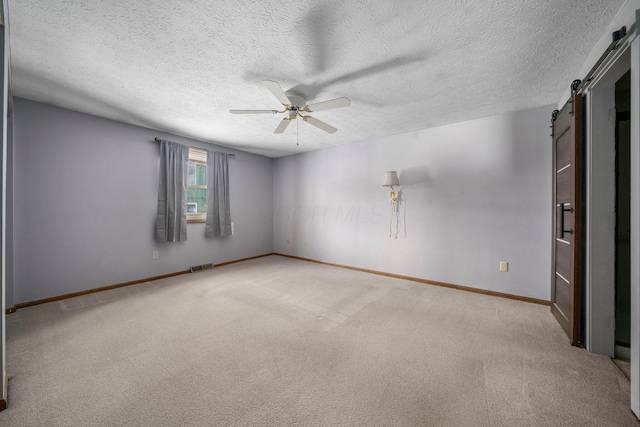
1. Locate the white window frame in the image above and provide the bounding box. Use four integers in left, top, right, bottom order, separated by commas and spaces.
187, 146, 207, 223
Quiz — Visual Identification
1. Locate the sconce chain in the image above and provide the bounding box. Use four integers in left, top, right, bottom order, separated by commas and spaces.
389, 198, 400, 238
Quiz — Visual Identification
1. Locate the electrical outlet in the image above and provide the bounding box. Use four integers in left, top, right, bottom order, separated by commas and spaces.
499, 261, 508, 272
152, 251, 158, 260
286, 238, 290, 244
303, 238, 307, 246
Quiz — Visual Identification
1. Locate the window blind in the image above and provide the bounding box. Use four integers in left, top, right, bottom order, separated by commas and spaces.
189, 146, 207, 164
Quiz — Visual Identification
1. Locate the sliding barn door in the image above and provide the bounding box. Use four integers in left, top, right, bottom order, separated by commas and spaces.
551, 92, 584, 346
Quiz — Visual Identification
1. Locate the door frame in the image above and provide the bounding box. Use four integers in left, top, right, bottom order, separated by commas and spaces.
0, 0, 7, 411
575, 3, 640, 416
583, 55, 627, 357
631, 27, 640, 418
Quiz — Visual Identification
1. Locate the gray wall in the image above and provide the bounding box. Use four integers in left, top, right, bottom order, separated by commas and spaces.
11, 98, 274, 305
10, 98, 553, 305
274, 105, 553, 301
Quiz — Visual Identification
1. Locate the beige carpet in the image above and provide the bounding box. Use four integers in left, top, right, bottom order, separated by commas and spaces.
1, 255, 638, 426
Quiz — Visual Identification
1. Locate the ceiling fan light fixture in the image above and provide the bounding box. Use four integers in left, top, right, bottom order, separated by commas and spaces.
230, 80, 350, 136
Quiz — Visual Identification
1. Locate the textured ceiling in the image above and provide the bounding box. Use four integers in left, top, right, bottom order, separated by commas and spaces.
9, 0, 625, 157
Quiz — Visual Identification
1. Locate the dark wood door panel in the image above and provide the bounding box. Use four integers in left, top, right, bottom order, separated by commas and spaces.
556, 130, 572, 168
554, 276, 573, 319
551, 92, 583, 346
552, 302, 570, 331
555, 242, 572, 278
556, 169, 572, 202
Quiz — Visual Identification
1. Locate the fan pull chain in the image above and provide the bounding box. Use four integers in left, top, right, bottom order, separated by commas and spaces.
296, 116, 299, 146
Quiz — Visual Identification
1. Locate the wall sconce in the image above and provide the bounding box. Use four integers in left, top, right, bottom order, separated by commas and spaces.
382, 171, 399, 201
382, 171, 400, 238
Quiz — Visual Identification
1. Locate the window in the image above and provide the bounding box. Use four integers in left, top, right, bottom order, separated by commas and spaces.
187, 147, 207, 223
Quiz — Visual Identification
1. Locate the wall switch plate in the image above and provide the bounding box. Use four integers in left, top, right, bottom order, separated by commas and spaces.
500, 261, 508, 272
303, 238, 308, 246
286, 238, 290, 244
152, 251, 158, 260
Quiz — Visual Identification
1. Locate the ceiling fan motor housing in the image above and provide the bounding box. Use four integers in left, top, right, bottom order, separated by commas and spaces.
284, 92, 306, 109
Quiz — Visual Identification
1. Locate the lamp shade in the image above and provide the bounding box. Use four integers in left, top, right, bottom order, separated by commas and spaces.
382, 171, 399, 187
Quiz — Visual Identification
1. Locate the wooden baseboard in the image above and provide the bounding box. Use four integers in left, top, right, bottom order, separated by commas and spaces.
13, 270, 191, 311
274, 253, 551, 306
10, 253, 276, 312
214, 253, 273, 268
9, 252, 548, 311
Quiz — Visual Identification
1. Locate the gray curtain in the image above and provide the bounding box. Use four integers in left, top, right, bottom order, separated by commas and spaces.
155, 140, 189, 242
205, 151, 232, 237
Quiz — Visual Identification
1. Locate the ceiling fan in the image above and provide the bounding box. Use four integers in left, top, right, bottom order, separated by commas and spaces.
230, 80, 351, 134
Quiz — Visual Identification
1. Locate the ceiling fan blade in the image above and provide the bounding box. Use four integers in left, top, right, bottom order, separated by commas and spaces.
306, 97, 351, 112
303, 116, 337, 134
229, 109, 277, 114
262, 80, 292, 105
274, 118, 292, 134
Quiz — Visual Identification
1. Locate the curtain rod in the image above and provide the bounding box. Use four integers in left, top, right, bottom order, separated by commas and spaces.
154, 137, 236, 158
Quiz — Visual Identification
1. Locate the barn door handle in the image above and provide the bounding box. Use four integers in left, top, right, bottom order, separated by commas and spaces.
557, 203, 574, 238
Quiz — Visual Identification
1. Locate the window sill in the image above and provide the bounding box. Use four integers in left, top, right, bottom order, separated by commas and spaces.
187, 214, 206, 223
